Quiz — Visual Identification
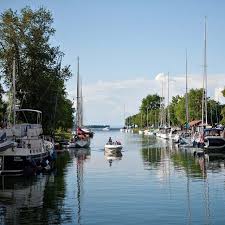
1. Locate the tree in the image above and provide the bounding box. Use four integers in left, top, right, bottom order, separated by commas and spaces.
0, 82, 7, 124
169, 95, 181, 126
0, 7, 73, 133
140, 94, 161, 127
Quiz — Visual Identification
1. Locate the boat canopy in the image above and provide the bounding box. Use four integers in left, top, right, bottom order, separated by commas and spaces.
15, 109, 42, 124
15, 109, 42, 114
204, 128, 223, 132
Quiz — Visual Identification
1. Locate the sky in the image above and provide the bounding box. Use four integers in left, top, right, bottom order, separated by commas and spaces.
1, 0, 225, 126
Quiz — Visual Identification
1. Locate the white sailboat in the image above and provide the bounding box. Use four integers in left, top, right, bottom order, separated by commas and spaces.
178, 50, 193, 146
157, 76, 170, 139
69, 57, 91, 148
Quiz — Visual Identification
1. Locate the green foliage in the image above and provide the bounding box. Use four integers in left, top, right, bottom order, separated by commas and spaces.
0, 7, 73, 133
0, 83, 7, 124
169, 95, 181, 126
128, 89, 224, 127
54, 127, 72, 142
125, 94, 161, 128
188, 88, 203, 121
140, 94, 161, 113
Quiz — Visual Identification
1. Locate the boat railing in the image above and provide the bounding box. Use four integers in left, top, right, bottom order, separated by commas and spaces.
3, 123, 43, 138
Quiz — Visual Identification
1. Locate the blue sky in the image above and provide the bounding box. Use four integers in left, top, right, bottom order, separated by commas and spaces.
1, 0, 225, 125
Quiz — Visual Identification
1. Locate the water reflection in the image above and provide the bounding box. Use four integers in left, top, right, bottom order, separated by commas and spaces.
0, 151, 71, 225
0, 175, 47, 224
104, 151, 122, 167
140, 138, 215, 224
72, 148, 90, 225
2, 131, 225, 225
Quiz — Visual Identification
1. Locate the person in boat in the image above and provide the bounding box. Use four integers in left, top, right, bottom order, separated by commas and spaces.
108, 137, 112, 144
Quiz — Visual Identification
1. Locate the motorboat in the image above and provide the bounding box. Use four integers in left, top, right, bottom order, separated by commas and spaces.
204, 128, 225, 154
144, 129, 155, 136
0, 109, 55, 175
102, 127, 110, 131
104, 140, 123, 154
0, 61, 55, 175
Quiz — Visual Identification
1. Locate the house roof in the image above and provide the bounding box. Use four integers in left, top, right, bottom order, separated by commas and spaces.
189, 120, 202, 127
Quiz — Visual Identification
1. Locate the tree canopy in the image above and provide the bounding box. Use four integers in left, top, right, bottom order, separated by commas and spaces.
0, 7, 73, 133
126, 88, 224, 128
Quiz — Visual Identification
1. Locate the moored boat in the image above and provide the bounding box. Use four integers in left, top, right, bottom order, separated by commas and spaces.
0, 109, 55, 175
0, 60, 55, 175
204, 128, 225, 154
68, 57, 91, 148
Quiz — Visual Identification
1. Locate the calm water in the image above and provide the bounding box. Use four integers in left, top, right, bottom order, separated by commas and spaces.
1, 131, 225, 225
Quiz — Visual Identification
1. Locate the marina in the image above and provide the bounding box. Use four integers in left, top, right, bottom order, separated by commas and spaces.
1, 130, 225, 224
1, 1, 225, 225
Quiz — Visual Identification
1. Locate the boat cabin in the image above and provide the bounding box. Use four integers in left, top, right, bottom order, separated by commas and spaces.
204, 128, 224, 137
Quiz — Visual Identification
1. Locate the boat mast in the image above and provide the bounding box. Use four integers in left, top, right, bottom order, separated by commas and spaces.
160, 79, 164, 127
13, 59, 16, 126
80, 77, 83, 127
76, 56, 81, 128
201, 17, 208, 127
204, 17, 208, 125
167, 72, 170, 127
123, 104, 125, 127
185, 50, 189, 129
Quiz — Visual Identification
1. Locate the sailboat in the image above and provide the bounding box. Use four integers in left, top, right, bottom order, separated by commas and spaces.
0, 59, 55, 175
157, 75, 171, 139
178, 50, 193, 146
69, 57, 92, 148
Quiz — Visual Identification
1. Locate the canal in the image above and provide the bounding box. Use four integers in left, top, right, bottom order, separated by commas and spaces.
1, 130, 225, 225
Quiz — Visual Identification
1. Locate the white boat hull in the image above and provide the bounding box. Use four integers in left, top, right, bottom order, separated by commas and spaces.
104, 144, 123, 154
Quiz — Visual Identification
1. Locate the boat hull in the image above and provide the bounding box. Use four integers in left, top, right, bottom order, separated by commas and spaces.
104, 144, 122, 154
0, 151, 51, 175
204, 136, 225, 154
69, 138, 90, 148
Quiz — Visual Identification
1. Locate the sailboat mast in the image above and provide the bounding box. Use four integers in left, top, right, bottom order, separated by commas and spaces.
13, 59, 16, 126
204, 17, 208, 125
185, 50, 189, 127
167, 72, 170, 127
76, 56, 81, 128
80, 77, 83, 127
160, 79, 164, 127
123, 104, 125, 127
202, 17, 208, 127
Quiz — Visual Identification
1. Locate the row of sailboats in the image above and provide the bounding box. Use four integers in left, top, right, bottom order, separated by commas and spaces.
157, 21, 205, 143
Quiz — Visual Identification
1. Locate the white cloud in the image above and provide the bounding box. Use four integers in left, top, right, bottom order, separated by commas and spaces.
155, 73, 166, 81
215, 87, 225, 103
67, 73, 225, 126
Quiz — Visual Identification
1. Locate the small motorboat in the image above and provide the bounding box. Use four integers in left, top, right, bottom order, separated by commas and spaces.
104, 139, 123, 154
102, 127, 110, 131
